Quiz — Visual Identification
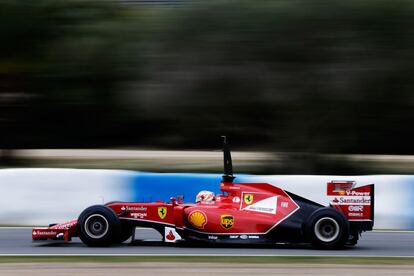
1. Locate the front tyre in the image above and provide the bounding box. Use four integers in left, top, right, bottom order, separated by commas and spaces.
306, 207, 349, 249
115, 224, 134, 243
77, 205, 120, 247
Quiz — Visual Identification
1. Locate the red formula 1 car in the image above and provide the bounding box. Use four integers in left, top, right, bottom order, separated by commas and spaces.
32, 138, 374, 249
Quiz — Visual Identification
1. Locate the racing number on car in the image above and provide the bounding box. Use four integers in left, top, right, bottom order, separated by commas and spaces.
243, 194, 253, 205
158, 207, 167, 219
220, 215, 234, 229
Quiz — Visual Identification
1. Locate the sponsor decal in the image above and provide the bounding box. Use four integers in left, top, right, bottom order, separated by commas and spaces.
53, 221, 77, 230
164, 227, 182, 243
130, 212, 147, 219
348, 213, 363, 217
281, 202, 289, 208
228, 234, 260, 240
243, 196, 278, 215
348, 205, 363, 212
345, 190, 370, 196
33, 230, 57, 236
166, 231, 175, 241
228, 186, 240, 190
330, 196, 371, 205
329, 182, 355, 195
243, 194, 254, 205
208, 235, 218, 240
232, 196, 240, 203
188, 211, 207, 229
247, 206, 275, 213
158, 207, 167, 219
220, 214, 234, 229
122, 206, 147, 212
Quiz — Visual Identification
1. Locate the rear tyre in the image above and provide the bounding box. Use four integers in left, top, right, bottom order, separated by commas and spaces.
346, 231, 359, 246
77, 205, 120, 247
305, 207, 349, 249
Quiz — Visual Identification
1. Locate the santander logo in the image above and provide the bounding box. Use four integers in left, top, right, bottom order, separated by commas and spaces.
166, 230, 175, 241
164, 227, 181, 243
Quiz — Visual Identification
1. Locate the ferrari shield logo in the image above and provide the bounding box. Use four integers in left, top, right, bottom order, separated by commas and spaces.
244, 194, 253, 205
158, 207, 167, 219
220, 214, 234, 229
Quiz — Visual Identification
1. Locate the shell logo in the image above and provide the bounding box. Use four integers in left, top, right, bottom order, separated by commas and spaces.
188, 211, 207, 229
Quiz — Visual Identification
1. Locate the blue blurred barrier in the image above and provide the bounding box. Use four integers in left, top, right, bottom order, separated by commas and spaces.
128, 172, 222, 202
0, 169, 413, 229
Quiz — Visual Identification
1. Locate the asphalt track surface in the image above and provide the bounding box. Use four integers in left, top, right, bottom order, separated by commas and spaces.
1, 228, 414, 256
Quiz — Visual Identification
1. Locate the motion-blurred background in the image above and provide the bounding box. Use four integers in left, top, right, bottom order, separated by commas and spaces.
2, 0, 414, 174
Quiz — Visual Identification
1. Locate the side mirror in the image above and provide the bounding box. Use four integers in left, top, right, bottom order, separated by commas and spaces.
177, 195, 184, 204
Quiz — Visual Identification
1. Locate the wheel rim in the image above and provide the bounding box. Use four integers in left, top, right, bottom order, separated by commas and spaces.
314, 217, 340, 243
84, 214, 109, 239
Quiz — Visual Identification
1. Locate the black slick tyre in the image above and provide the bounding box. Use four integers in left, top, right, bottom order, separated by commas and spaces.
305, 207, 349, 249
115, 224, 134, 243
77, 205, 120, 247
103, 201, 133, 243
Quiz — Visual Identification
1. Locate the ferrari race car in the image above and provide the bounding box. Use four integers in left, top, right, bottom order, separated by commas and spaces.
32, 138, 374, 249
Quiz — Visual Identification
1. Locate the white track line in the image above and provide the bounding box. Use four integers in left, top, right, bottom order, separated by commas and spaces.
0, 254, 414, 258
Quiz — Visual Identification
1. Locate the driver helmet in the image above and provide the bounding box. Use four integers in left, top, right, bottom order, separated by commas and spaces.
195, 190, 215, 203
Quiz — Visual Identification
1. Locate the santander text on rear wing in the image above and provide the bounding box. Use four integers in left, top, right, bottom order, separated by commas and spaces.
327, 181, 374, 223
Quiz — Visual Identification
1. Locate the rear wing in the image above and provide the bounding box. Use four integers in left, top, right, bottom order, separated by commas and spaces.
327, 181, 374, 224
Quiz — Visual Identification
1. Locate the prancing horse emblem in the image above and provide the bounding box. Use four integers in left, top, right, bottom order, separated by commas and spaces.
244, 194, 254, 205
158, 207, 167, 219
